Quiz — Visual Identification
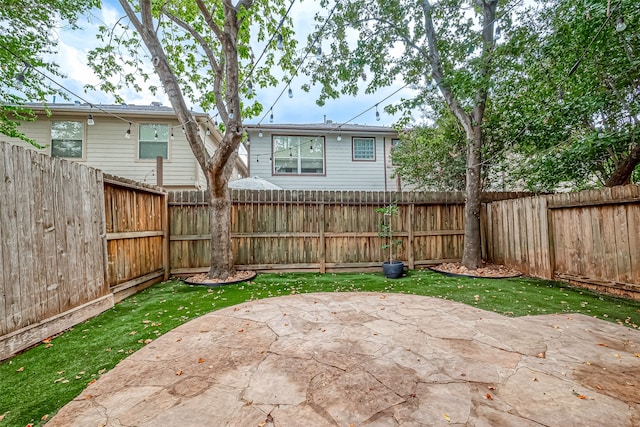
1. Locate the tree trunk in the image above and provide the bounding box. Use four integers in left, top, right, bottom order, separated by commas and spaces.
119, 0, 246, 280
206, 141, 239, 279
605, 143, 640, 187
208, 191, 235, 278
461, 125, 483, 269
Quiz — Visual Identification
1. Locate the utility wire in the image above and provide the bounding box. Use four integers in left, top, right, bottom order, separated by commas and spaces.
0, 41, 158, 127
334, 83, 410, 129
240, 0, 297, 94
568, 0, 622, 76
256, 0, 340, 125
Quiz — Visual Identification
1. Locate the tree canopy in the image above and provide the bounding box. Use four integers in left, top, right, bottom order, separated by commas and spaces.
487, 0, 640, 191
0, 0, 99, 142
305, 0, 527, 268
87, 0, 296, 279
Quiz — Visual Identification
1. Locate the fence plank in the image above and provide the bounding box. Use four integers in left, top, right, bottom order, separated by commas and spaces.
0, 144, 20, 334
15, 148, 35, 327
485, 185, 640, 297
1, 142, 111, 359
169, 190, 476, 273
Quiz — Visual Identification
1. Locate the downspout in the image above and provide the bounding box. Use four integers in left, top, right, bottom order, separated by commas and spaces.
383, 136, 388, 192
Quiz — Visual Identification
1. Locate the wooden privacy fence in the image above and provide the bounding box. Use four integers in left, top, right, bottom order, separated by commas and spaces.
0, 143, 112, 360
8, 137, 637, 360
103, 176, 169, 302
169, 190, 527, 275
483, 185, 640, 299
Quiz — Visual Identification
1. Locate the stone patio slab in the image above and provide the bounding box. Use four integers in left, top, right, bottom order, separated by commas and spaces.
47, 293, 640, 426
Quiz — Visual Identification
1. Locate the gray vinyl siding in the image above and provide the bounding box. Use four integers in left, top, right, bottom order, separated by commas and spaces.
248, 129, 394, 191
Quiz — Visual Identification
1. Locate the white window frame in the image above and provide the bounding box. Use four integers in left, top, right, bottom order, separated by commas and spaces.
50, 120, 85, 159
138, 123, 170, 160
272, 135, 325, 175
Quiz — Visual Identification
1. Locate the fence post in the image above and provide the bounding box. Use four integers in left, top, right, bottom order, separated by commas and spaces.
100, 175, 110, 289
544, 196, 556, 280
408, 200, 415, 269
156, 156, 163, 187
163, 192, 170, 281
319, 194, 326, 273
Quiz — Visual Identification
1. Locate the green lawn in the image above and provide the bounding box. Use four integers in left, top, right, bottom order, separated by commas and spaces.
1, 270, 639, 426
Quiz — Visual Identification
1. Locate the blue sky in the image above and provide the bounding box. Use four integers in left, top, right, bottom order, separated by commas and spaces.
50, 1, 415, 127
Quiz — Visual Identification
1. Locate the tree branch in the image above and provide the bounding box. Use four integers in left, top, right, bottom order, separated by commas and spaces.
119, 0, 209, 173
195, 0, 225, 41
472, 0, 498, 125
164, 11, 227, 117
235, 0, 254, 10
421, 0, 471, 132
353, 17, 429, 58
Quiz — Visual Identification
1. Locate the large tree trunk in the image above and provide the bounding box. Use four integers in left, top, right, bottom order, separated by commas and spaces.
120, 0, 247, 280
208, 192, 234, 278
207, 147, 238, 278
421, 0, 496, 271
461, 125, 483, 269
605, 143, 640, 187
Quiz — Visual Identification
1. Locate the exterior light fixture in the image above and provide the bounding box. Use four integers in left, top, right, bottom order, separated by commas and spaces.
125, 122, 132, 139
337, 133, 342, 141
87, 114, 95, 126
228, 109, 234, 120
375, 104, 380, 121
616, 17, 627, 32
15, 72, 25, 89
277, 33, 284, 50
288, 87, 293, 98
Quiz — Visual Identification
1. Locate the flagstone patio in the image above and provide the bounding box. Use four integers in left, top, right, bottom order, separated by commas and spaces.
47, 293, 640, 426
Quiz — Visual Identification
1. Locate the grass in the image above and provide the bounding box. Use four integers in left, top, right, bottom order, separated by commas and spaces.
1, 270, 640, 426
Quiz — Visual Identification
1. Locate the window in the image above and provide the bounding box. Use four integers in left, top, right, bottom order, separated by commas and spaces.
391, 138, 400, 165
273, 135, 324, 175
353, 137, 375, 161
139, 124, 169, 159
51, 121, 84, 158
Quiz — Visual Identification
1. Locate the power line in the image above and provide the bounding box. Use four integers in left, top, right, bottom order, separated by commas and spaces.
334, 83, 411, 129
568, 0, 622, 76
240, 0, 297, 94
257, 0, 341, 126
0, 41, 155, 126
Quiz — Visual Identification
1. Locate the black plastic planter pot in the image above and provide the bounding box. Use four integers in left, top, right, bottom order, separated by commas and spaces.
382, 261, 404, 279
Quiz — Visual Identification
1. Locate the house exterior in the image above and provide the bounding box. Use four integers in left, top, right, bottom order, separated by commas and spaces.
2, 102, 248, 190
245, 122, 413, 191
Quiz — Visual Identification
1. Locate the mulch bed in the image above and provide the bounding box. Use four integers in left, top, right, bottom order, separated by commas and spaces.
185, 270, 257, 286
429, 262, 523, 278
